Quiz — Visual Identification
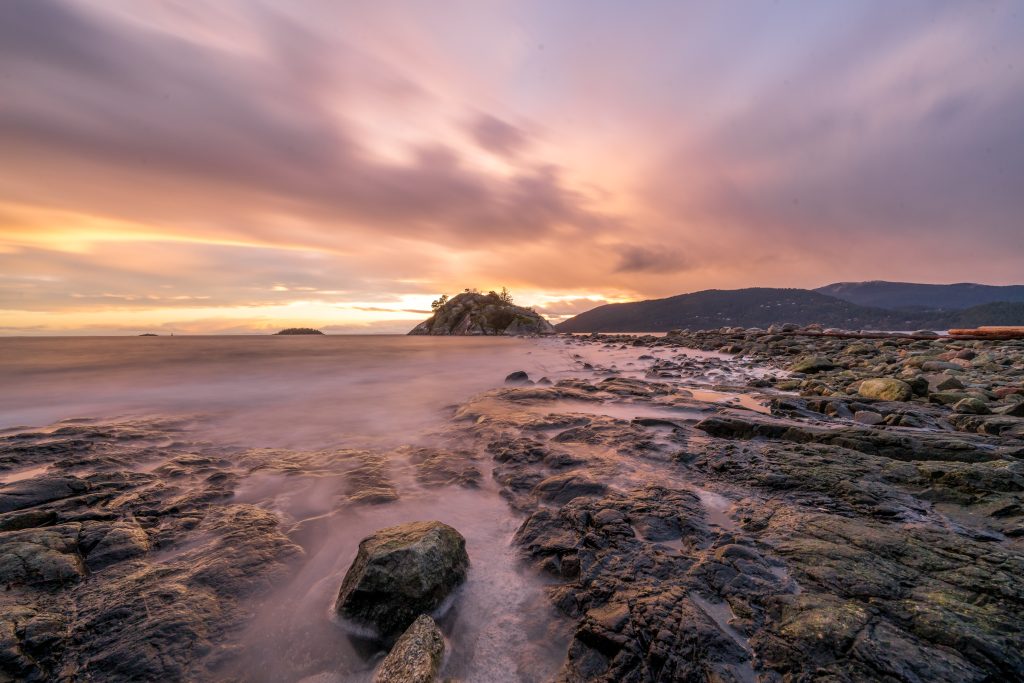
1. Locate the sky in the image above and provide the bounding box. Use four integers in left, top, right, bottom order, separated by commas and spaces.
1, 0, 1023, 334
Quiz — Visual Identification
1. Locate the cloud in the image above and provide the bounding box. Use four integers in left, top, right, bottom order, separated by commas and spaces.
614, 246, 690, 274
350, 306, 431, 314
2, 1, 1024, 332
468, 113, 529, 157
533, 298, 608, 316
0, 1, 607, 251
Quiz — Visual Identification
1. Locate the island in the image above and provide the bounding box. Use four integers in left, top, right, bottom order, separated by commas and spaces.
274, 328, 325, 335
408, 290, 554, 336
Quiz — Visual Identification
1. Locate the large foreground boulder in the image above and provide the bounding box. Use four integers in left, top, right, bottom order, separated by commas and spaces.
335, 521, 469, 636
374, 614, 445, 683
408, 292, 555, 336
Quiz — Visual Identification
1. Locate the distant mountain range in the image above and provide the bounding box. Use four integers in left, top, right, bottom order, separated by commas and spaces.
554, 282, 1024, 333
816, 281, 1024, 311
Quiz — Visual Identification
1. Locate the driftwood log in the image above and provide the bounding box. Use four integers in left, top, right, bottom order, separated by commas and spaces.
949, 326, 1024, 340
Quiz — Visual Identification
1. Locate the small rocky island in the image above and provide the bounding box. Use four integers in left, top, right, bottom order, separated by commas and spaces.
274, 328, 325, 335
408, 290, 555, 336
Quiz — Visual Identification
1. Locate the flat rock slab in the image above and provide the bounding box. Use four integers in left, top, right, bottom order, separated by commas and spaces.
0, 476, 89, 513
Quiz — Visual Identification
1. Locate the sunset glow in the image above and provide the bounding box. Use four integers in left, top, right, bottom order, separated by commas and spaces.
2, 1, 1023, 334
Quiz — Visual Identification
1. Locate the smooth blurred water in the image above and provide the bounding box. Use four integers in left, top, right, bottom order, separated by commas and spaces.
0, 335, 575, 445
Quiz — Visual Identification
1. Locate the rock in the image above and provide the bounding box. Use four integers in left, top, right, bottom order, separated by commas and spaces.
407, 448, 481, 488
858, 378, 913, 402
931, 391, 969, 406
0, 524, 85, 586
994, 402, 1024, 417
928, 373, 965, 392
954, 397, 991, 415
348, 487, 400, 505
335, 521, 469, 636
787, 356, 835, 374
854, 410, 884, 426
0, 476, 89, 513
533, 472, 608, 504
504, 371, 531, 385
374, 614, 445, 683
80, 520, 151, 570
408, 292, 555, 336
921, 360, 960, 371
345, 453, 399, 505
845, 343, 876, 355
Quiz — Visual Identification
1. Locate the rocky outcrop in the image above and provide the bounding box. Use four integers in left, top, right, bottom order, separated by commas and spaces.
454, 350, 1024, 682
374, 614, 445, 683
408, 292, 554, 336
335, 521, 469, 637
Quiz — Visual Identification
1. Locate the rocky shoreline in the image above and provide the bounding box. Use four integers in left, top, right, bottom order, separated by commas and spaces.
2, 329, 1022, 681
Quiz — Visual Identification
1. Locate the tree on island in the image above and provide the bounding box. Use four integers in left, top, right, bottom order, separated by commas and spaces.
433, 287, 513, 309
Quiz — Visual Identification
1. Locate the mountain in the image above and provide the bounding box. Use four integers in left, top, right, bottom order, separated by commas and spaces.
816, 281, 1024, 311
409, 291, 555, 335
554, 287, 1024, 333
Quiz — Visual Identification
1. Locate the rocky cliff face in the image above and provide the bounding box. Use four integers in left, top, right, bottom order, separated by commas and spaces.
408, 292, 555, 336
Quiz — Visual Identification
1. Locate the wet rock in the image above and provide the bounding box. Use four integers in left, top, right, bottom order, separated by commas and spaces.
69, 504, 300, 681
695, 413, 1002, 463
346, 453, 399, 505
373, 614, 445, 683
335, 521, 469, 637
954, 397, 991, 415
931, 391, 970, 406
0, 524, 84, 586
407, 448, 481, 488
80, 519, 151, 570
533, 472, 607, 504
995, 402, 1024, 417
0, 476, 89, 513
922, 360, 961, 372
0, 509, 56, 533
928, 373, 965, 391
348, 487, 400, 505
858, 378, 913, 402
854, 410, 884, 426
